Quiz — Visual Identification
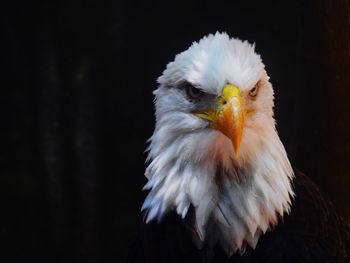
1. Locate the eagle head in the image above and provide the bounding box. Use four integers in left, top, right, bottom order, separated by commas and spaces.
142, 32, 294, 254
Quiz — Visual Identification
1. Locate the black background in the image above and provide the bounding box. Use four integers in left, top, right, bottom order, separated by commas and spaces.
1, 0, 349, 262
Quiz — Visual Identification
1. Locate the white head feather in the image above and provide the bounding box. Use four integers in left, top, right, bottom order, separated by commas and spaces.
142, 32, 294, 255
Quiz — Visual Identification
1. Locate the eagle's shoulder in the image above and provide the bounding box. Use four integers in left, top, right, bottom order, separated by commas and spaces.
253, 168, 350, 262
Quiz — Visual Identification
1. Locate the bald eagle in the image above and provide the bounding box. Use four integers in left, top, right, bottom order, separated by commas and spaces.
127, 33, 350, 262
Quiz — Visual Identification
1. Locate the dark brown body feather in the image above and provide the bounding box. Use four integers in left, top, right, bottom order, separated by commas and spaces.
127, 170, 350, 263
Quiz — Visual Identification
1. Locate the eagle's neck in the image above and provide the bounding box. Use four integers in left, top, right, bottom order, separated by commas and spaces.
142, 122, 294, 255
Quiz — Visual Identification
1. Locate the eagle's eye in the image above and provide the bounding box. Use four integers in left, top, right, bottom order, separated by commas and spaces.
185, 83, 203, 100
249, 81, 260, 97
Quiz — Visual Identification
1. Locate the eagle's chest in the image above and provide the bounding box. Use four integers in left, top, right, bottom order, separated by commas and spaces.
128, 171, 350, 263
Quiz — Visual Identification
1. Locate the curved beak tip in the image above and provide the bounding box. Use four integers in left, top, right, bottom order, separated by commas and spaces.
232, 133, 242, 159
233, 149, 239, 159
230, 120, 243, 159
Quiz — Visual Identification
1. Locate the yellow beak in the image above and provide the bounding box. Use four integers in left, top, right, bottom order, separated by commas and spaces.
195, 84, 244, 158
